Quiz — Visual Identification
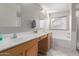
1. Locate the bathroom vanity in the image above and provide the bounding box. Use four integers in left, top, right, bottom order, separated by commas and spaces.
0, 31, 52, 56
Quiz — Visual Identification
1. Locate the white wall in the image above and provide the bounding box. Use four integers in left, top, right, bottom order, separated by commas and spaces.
39, 9, 50, 30
0, 3, 41, 34
76, 12, 79, 49
77, 18, 79, 42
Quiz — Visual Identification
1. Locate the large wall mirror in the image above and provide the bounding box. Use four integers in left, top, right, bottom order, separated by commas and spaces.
0, 3, 21, 27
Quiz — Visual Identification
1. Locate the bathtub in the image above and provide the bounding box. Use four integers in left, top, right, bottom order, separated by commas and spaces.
52, 31, 71, 49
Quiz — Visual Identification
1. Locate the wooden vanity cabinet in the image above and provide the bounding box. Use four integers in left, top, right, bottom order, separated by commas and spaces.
0, 38, 38, 56
0, 32, 52, 56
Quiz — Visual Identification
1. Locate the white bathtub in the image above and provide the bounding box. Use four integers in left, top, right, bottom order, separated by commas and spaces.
53, 31, 71, 40
52, 31, 71, 49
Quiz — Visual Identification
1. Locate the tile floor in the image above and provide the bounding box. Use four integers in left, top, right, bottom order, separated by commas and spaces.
47, 47, 79, 56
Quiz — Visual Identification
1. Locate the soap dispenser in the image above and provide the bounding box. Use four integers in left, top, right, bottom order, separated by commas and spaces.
31, 19, 38, 33
0, 32, 3, 44
0, 32, 3, 41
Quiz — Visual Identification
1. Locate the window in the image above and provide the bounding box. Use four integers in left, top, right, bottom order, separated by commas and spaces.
50, 16, 68, 30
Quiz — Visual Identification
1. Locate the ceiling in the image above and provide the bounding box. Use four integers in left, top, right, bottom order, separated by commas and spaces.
39, 3, 79, 13
21, 3, 79, 13
39, 3, 70, 13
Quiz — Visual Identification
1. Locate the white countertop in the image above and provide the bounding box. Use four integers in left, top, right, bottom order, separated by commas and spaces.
0, 30, 52, 51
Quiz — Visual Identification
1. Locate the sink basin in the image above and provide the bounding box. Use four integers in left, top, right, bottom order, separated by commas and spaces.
11, 34, 34, 43
10, 31, 46, 44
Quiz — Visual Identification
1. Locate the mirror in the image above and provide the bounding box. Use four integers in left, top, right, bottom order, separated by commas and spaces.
0, 3, 21, 27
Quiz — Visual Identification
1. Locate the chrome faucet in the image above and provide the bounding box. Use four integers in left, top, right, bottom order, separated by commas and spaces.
12, 33, 17, 39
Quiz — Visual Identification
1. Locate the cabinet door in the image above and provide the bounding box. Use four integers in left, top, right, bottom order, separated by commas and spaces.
38, 38, 48, 53
0, 43, 24, 56
38, 33, 52, 54
26, 44, 38, 56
